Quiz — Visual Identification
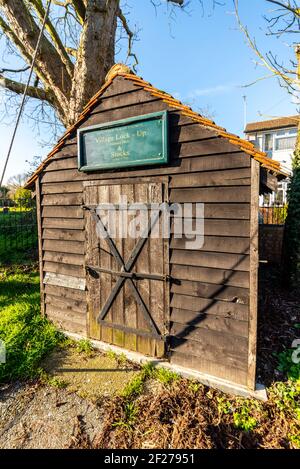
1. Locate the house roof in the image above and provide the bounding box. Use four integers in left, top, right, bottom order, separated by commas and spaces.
25, 64, 289, 189
245, 115, 299, 133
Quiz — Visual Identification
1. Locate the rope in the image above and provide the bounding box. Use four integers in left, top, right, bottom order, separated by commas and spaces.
0, 0, 52, 188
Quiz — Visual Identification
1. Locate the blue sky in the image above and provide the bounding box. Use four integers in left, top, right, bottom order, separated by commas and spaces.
0, 0, 298, 183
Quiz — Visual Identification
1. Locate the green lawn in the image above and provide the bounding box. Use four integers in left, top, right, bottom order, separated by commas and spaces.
0, 267, 61, 382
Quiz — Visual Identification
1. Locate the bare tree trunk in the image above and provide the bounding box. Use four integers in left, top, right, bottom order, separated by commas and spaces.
0, 0, 185, 129
68, 0, 119, 125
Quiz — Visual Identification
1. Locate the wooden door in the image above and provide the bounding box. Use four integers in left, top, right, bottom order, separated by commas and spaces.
84, 181, 169, 358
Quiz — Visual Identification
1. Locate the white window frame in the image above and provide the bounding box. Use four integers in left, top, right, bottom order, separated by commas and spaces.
274, 128, 297, 151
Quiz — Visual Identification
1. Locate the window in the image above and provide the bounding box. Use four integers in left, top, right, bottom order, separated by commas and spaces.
264, 133, 273, 151
274, 128, 297, 151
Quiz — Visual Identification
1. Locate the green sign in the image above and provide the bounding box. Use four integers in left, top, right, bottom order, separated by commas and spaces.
78, 111, 168, 171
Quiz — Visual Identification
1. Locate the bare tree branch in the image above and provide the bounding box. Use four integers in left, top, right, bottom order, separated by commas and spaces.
266, 0, 300, 17
117, 7, 138, 69
70, 0, 86, 24
0, 65, 30, 74
28, 0, 74, 77
66, 46, 77, 58
0, 0, 71, 112
0, 74, 54, 102
234, 0, 295, 89
167, 0, 184, 5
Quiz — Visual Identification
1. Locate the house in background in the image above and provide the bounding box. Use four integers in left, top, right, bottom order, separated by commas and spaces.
245, 115, 297, 205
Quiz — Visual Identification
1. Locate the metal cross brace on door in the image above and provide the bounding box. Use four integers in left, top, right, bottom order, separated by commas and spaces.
83, 204, 165, 339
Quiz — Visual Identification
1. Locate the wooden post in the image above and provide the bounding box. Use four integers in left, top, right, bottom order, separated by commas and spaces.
35, 176, 45, 317
248, 158, 260, 390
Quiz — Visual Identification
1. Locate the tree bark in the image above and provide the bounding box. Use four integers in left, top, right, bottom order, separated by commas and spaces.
0, 0, 186, 128
0, 0, 71, 112
68, 0, 119, 125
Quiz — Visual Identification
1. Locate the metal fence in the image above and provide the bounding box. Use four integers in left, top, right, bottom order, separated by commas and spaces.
0, 197, 38, 260
259, 205, 287, 225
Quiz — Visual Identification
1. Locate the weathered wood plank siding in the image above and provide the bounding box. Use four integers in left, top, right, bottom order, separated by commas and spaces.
39, 76, 253, 386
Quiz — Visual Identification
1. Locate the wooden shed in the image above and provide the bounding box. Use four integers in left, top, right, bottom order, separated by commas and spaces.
25, 64, 287, 392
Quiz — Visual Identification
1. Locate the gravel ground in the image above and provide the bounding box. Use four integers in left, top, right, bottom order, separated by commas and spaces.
0, 381, 104, 448
0, 347, 140, 449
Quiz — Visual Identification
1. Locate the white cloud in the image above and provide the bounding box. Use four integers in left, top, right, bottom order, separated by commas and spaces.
187, 83, 236, 98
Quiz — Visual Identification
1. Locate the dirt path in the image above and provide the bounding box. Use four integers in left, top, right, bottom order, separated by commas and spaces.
0, 382, 104, 448
0, 347, 140, 448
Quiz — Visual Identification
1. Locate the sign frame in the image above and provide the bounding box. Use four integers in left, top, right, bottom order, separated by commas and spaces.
77, 111, 168, 172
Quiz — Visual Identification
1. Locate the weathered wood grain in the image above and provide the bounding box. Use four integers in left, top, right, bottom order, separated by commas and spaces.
170, 266, 249, 288
171, 309, 248, 333
171, 250, 250, 272
42, 229, 85, 242
170, 351, 248, 386
43, 239, 85, 254
170, 293, 249, 320
43, 272, 86, 290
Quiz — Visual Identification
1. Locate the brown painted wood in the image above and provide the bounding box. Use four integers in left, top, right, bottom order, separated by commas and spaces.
248, 159, 260, 390
44, 157, 78, 172
42, 193, 83, 206
171, 203, 250, 220
170, 293, 248, 320
170, 235, 250, 254
35, 177, 45, 317
170, 250, 250, 272
260, 167, 278, 193
171, 317, 248, 339
169, 335, 248, 370
35, 75, 259, 389
91, 89, 161, 113
101, 77, 139, 97
43, 240, 85, 254
170, 186, 251, 203
41, 153, 251, 184
171, 281, 249, 304
173, 138, 239, 158
83, 100, 169, 129
171, 219, 250, 237
42, 206, 83, 219
109, 183, 125, 348
43, 251, 84, 266
44, 261, 84, 278
45, 294, 86, 314
84, 181, 167, 356
46, 305, 86, 334
170, 265, 249, 288
170, 124, 218, 142
44, 284, 86, 301
170, 351, 247, 386
42, 182, 82, 194
122, 183, 138, 352
169, 168, 251, 188
43, 218, 85, 230
171, 308, 248, 333
85, 184, 102, 340
42, 229, 85, 242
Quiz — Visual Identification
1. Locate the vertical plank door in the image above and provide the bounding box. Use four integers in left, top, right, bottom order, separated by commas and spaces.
84, 181, 168, 358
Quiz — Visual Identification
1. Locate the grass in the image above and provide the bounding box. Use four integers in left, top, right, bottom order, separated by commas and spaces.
0, 266, 62, 383
0, 209, 38, 265
0, 263, 299, 448
75, 338, 94, 355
